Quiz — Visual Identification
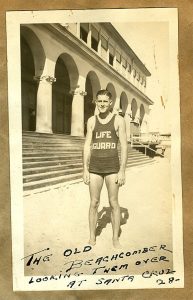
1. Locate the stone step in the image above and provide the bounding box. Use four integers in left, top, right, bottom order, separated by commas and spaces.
23, 159, 155, 192
23, 172, 83, 191
22, 154, 149, 168
22, 149, 141, 157
22, 150, 83, 157
22, 146, 134, 152
22, 152, 145, 163
23, 157, 81, 163
22, 144, 133, 150
23, 167, 83, 183
22, 131, 155, 193
23, 157, 153, 183
22, 158, 83, 168
23, 135, 84, 142
23, 156, 152, 175
23, 163, 83, 175
22, 142, 84, 149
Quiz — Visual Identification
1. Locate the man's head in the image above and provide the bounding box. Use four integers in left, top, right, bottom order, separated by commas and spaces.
95, 90, 112, 114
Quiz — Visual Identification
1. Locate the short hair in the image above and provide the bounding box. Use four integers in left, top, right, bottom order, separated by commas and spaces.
96, 89, 112, 99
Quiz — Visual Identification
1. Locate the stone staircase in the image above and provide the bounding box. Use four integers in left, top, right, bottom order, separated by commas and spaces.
22, 131, 155, 195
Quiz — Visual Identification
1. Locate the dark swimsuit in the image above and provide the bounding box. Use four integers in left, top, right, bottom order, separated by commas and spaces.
89, 114, 120, 175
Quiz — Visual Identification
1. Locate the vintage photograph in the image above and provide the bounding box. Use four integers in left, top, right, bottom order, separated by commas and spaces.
6, 8, 183, 290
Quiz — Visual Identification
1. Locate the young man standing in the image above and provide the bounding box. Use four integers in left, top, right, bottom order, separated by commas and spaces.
83, 89, 128, 248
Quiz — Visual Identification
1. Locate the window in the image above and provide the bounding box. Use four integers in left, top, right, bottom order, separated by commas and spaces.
137, 72, 140, 81
80, 23, 89, 43
91, 26, 99, 52
101, 35, 108, 50
109, 53, 114, 66
133, 69, 136, 78
109, 44, 114, 66
128, 63, 131, 73
101, 35, 108, 59
122, 57, 127, 69
116, 51, 121, 63
115, 51, 121, 71
91, 38, 98, 51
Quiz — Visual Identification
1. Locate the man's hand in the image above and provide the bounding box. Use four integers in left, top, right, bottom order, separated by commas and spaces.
115, 170, 126, 186
83, 169, 90, 185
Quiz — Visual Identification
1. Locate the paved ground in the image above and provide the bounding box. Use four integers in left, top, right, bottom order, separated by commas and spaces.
24, 156, 173, 277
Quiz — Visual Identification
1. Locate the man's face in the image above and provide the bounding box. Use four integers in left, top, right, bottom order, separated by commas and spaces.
96, 95, 112, 114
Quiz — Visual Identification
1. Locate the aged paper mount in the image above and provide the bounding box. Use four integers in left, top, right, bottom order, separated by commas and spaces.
6, 8, 183, 291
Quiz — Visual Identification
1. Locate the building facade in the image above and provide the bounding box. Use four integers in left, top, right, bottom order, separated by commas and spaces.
21, 22, 153, 139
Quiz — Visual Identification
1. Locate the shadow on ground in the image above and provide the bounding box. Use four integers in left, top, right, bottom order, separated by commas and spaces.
96, 206, 129, 237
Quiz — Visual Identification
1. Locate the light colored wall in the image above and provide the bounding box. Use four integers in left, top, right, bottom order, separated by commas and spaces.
22, 24, 151, 138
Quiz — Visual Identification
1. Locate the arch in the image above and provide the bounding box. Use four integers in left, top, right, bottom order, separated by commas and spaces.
52, 54, 79, 134
21, 26, 46, 77
84, 71, 101, 134
106, 83, 116, 110
59, 53, 79, 90
21, 27, 46, 131
140, 104, 145, 125
131, 98, 138, 120
120, 92, 128, 116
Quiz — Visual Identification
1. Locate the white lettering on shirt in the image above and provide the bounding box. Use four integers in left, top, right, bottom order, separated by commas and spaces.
96, 131, 111, 139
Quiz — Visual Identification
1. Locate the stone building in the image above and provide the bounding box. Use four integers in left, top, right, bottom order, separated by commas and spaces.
21, 22, 153, 139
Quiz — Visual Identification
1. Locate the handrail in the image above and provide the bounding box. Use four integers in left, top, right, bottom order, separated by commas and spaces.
130, 139, 165, 157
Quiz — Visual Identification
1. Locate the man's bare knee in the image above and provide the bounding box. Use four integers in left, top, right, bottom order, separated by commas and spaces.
90, 199, 100, 209
109, 197, 119, 209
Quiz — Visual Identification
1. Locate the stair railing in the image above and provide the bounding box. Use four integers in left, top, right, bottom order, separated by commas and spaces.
130, 137, 165, 157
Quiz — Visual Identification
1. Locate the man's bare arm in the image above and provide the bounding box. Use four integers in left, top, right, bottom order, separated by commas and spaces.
83, 117, 94, 184
116, 116, 128, 185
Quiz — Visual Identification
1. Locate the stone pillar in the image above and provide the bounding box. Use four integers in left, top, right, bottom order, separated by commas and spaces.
76, 22, 80, 37
134, 107, 140, 123
98, 30, 102, 56
134, 107, 141, 134
87, 24, 92, 47
70, 87, 87, 137
34, 75, 56, 133
125, 103, 132, 141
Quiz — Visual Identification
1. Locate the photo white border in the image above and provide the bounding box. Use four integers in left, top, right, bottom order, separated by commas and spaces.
6, 8, 184, 290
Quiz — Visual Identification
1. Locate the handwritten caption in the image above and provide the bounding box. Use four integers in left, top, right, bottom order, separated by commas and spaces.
21, 244, 180, 288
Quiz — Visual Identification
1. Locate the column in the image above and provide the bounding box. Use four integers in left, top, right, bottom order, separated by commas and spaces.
98, 30, 102, 56
134, 107, 140, 124
76, 22, 80, 38
70, 87, 87, 136
87, 24, 91, 48
34, 75, 56, 133
134, 107, 141, 134
125, 103, 132, 141
106, 47, 110, 63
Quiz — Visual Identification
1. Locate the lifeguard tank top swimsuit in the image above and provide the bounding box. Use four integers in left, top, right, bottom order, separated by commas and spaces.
89, 114, 120, 174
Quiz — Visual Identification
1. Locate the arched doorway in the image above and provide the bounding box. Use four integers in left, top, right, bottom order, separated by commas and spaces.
84, 71, 101, 134
130, 98, 139, 135
52, 55, 77, 134
140, 104, 145, 126
21, 37, 37, 131
120, 92, 128, 116
131, 98, 138, 120
106, 83, 116, 112
21, 26, 46, 132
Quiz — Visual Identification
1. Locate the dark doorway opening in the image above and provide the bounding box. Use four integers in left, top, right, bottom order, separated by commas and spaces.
21, 38, 37, 131
52, 57, 72, 134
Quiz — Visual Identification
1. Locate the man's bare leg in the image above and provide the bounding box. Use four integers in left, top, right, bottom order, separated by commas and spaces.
105, 173, 121, 248
89, 173, 104, 245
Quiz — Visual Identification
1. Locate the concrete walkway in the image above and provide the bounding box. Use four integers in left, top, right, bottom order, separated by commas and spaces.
24, 156, 173, 276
